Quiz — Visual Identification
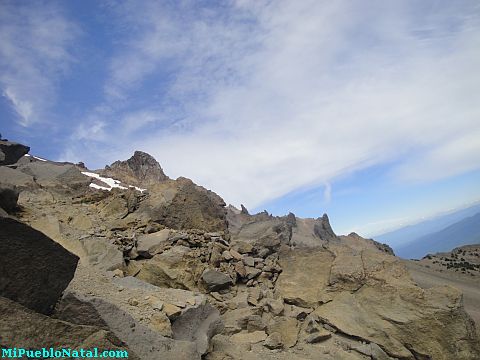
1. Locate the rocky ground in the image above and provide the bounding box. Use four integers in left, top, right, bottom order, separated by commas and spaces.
405, 245, 480, 331
1, 138, 479, 359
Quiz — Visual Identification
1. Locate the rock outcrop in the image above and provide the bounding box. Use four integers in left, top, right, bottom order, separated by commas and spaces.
0, 139, 30, 165
2, 141, 479, 360
0, 184, 18, 213
0, 217, 79, 314
339, 232, 395, 255
139, 177, 227, 232
102, 151, 168, 187
0, 296, 137, 359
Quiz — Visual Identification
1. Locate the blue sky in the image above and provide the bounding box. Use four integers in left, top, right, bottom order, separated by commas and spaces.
1, 0, 480, 237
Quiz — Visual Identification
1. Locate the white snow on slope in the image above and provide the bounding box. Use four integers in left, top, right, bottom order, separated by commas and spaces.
88, 183, 112, 191
24, 154, 47, 161
81, 171, 146, 192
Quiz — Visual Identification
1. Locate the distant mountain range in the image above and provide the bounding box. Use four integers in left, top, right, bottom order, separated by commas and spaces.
375, 203, 480, 259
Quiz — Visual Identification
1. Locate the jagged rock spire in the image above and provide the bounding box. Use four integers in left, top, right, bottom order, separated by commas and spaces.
103, 150, 168, 187
313, 213, 337, 242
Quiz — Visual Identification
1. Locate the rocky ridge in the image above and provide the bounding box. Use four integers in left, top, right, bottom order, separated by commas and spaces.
0, 140, 479, 359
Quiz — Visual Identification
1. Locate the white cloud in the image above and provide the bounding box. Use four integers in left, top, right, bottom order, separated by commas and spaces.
0, 1, 79, 126
66, 0, 480, 209
394, 130, 480, 182
323, 183, 332, 204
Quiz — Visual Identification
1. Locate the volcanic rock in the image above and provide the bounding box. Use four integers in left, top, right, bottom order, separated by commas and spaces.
172, 303, 224, 355
267, 317, 299, 348
0, 217, 79, 314
79, 237, 125, 272
0, 296, 137, 359
0, 166, 36, 189
136, 228, 170, 257
313, 214, 337, 242
0, 140, 30, 165
102, 150, 168, 187
263, 332, 283, 349
202, 269, 233, 292
16, 161, 90, 190
140, 177, 227, 232
0, 184, 18, 213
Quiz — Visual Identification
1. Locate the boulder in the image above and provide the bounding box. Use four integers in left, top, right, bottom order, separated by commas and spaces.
136, 228, 171, 257
230, 331, 268, 344
202, 269, 233, 292
0, 296, 137, 359
315, 284, 480, 359
134, 246, 192, 289
150, 312, 173, 337
314, 246, 480, 359
276, 250, 333, 307
266, 317, 298, 348
0, 217, 79, 314
0, 166, 36, 189
263, 332, 283, 349
79, 237, 125, 272
17, 161, 91, 190
29, 215, 85, 257
0, 184, 18, 213
172, 303, 224, 355
222, 307, 257, 334
164, 303, 182, 318
263, 298, 284, 316
56, 292, 199, 360
304, 329, 331, 344
140, 177, 227, 232
0, 140, 29, 165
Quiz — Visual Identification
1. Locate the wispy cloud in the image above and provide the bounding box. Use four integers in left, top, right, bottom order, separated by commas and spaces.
0, 1, 79, 126
65, 0, 480, 209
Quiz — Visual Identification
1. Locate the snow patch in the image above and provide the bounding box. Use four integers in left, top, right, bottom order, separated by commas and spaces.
89, 183, 111, 191
81, 171, 146, 192
24, 154, 47, 161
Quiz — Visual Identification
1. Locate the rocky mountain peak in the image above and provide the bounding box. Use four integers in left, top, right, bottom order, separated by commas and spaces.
102, 150, 168, 187
313, 213, 337, 242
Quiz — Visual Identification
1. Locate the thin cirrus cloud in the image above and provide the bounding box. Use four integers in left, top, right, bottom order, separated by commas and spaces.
55, 1, 480, 209
0, 1, 79, 127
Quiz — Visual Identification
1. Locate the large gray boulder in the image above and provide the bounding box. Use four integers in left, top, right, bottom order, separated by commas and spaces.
136, 228, 171, 258
0, 184, 19, 213
0, 296, 137, 359
0, 166, 36, 189
16, 161, 90, 189
55, 292, 199, 360
202, 269, 233, 292
55, 277, 223, 360
79, 237, 125, 271
0, 140, 29, 165
0, 217, 79, 314
140, 177, 228, 232
172, 303, 224, 355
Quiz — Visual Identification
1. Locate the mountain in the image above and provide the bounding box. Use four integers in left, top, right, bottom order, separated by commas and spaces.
1, 138, 479, 359
375, 202, 480, 249
395, 212, 480, 259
